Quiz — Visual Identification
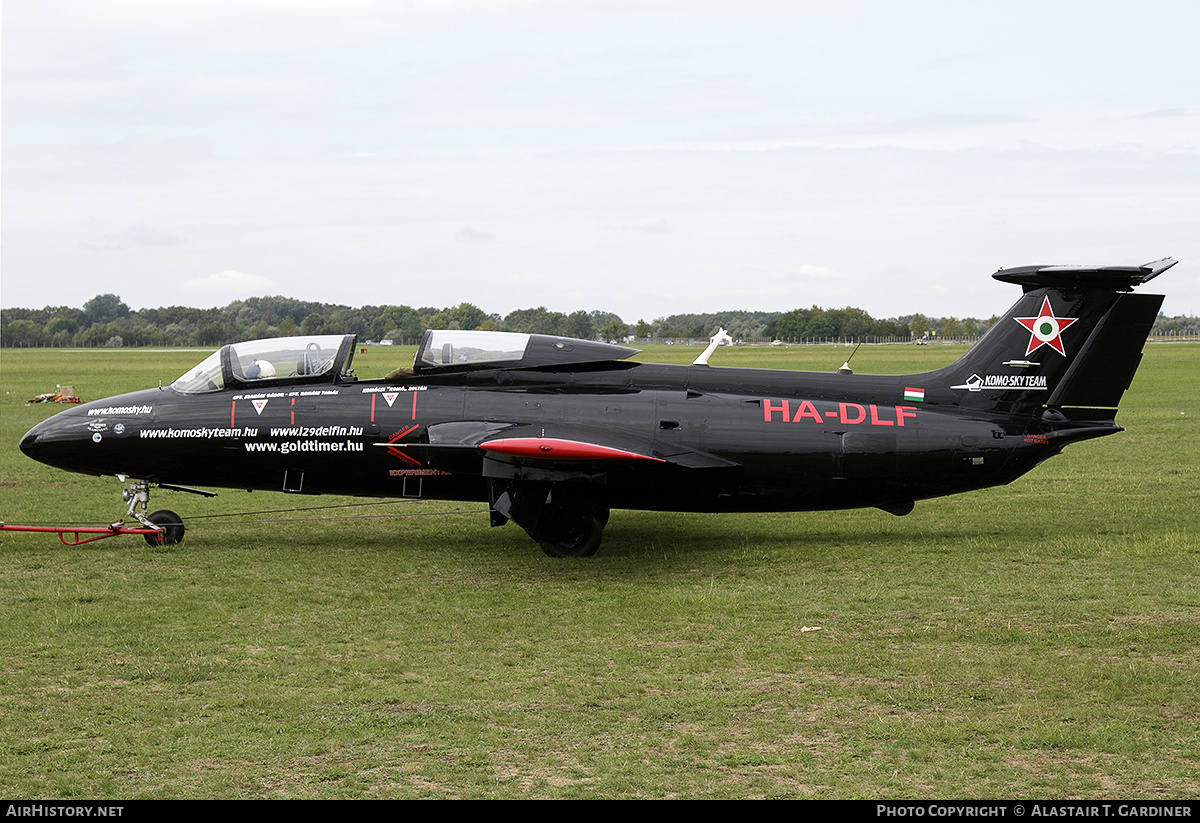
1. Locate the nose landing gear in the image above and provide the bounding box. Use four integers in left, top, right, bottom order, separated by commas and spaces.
119, 476, 215, 546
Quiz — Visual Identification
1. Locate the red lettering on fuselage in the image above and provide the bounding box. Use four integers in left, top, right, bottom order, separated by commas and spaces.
761, 399, 917, 426
839, 403, 866, 425
763, 399, 790, 422
793, 400, 822, 423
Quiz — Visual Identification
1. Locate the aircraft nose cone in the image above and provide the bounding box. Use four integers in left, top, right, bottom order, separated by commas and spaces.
19, 422, 44, 459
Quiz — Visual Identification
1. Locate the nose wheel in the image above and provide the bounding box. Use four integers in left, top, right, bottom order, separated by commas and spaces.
144, 510, 185, 546
118, 476, 213, 546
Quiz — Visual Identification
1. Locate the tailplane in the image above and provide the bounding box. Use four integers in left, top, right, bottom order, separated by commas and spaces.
913, 258, 1173, 419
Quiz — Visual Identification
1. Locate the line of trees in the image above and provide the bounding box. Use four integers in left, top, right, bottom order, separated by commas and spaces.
0, 295, 633, 349
2, 292, 1196, 349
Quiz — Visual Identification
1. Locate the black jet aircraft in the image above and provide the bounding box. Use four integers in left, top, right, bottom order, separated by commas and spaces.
19, 258, 1174, 556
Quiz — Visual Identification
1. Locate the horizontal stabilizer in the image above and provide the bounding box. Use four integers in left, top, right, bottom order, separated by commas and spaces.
993, 258, 1176, 291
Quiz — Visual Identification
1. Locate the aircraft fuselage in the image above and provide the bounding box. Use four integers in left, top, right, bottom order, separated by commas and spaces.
19, 258, 1172, 556
20, 361, 1088, 515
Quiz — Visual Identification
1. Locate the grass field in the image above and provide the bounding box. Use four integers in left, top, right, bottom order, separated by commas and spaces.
1, 342, 1197, 798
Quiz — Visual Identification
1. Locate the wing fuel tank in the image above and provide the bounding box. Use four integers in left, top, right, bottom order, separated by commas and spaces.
479, 437, 666, 462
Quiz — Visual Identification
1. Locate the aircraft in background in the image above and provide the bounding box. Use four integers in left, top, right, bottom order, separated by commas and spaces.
18, 259, 1174, 556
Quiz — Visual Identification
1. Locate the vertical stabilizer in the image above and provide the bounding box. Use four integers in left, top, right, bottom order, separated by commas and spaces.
910, 259, 1172, 419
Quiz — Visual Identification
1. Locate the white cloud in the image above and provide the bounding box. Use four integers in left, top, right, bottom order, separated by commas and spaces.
184, 270, 278, 301
606, 219, 675, 233
81, 224, 185, 250
454, 226, 495, 243
794, 264, 839, 281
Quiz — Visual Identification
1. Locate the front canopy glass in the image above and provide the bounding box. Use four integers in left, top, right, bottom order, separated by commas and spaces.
171, 335, 354, 393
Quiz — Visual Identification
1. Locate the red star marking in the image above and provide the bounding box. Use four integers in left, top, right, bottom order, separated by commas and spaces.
1014, 296, 1078, 356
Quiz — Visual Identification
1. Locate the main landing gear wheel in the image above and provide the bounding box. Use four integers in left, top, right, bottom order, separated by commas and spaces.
144, 509, 185, 546
537, 497, 608, 558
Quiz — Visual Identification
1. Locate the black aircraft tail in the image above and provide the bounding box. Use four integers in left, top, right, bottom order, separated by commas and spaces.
909, 258, 1173, 420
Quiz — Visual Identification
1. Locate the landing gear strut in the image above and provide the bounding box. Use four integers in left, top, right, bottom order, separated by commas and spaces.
489, 479, 609, 558
118, 476, 214, 546
121, 479, 185, 546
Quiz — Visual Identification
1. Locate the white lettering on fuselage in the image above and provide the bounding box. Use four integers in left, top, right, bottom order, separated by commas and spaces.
87, 405, 152, 416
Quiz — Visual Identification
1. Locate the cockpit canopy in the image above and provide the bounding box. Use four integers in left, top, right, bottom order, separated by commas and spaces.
169, 330, 638, 393
412, 329, 640, 372
415, 330, 531, 370
172, 334, 356, 394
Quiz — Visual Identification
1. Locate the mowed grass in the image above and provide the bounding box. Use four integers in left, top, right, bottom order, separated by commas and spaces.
0, 343, 1197, 798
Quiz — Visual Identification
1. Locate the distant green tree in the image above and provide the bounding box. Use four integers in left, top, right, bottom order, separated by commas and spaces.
599, 318, 630, 343
505, 307, 564, 336
1, 319, 45, 347
775, 307, 817, 341
434, 302, 486, 331
369, 306, 422, 343
195, 318, 233, 346
837, 307, 873, 340
117, 322, 161, 347
77, 322, 118, 347
44, 315, 79, 345
728, 318, 767, 342
300, 313, 326, 335
162, 323, 193, 344
564, 310, 595, 340
328, 307, 359, 336
82, 294, 130, 325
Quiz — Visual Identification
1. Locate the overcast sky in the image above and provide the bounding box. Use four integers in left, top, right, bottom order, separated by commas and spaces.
4, 0, 1198, 324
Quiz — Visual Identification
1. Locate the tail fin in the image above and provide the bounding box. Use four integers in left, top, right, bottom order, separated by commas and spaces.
914, 258, 1173, 420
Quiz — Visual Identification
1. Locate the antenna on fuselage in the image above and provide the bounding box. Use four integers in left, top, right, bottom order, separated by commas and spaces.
692, 327, 733, 366
837, 342, 862, 375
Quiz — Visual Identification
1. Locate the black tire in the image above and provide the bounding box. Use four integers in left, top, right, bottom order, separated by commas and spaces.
145, 509, 185, 546
536, 496, 604, 558
539, 514, 603, 557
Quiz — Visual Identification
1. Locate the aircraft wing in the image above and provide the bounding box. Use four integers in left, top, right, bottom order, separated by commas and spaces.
380, 421, 739, 479
479, 424, 739, 469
